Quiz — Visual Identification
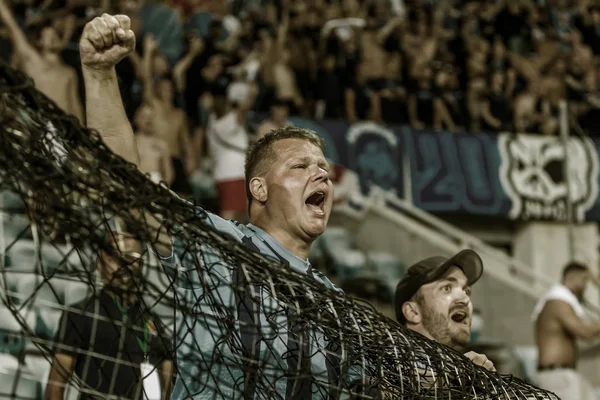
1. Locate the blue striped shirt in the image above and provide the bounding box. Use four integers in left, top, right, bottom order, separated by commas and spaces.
161, 207, 363, 399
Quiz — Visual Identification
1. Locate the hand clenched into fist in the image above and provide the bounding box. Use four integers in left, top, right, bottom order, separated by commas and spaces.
80, 13, 135, 70
464, 351, 496, 372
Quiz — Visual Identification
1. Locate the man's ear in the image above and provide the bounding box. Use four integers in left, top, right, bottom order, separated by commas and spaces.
402, 301, 422, 325
249, 177, 268, 204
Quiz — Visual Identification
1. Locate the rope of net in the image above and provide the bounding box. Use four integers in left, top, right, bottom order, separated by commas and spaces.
0, 61, 559, 400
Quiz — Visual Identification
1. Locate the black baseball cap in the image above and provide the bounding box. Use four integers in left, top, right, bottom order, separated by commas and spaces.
394, 249, 484, 324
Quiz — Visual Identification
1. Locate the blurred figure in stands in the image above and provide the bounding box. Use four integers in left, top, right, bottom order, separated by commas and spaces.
257, 98, 291, 139
0, 0, 84, 123
141, 35, 195, 198
207, 84, 258, 222
46, 221, 173, 400
532, 262, 600, 400
134, 103, 174, 186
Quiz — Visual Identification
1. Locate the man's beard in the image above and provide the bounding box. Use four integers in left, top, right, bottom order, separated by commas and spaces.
421, 306, 471, 351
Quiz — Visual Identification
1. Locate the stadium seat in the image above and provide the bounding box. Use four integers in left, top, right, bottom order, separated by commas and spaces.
329, 249, 367, 282
367, 252, 405, 279
0, 191, 25, 213
320, 227, 354, 257
189, 168, 217, 205
35, 308, 63, 340
0, 354, 42, 399
0, 306, 36, 354
513, 346, 539, 384
62, 280, 90, 306
24, 355, 51, 397
366, 251, 405, 302
2, 240, 88, 275
14, 274, 61, 307
1, 212, 31, 244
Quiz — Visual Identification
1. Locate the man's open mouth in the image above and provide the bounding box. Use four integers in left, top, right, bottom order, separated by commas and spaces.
450, 310, 469, 326
305, 190, 326, 215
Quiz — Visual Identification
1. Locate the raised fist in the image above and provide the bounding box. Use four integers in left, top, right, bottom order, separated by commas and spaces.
80, 13, 135, 70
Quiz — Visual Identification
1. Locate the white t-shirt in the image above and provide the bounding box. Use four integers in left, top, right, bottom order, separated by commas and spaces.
207, 111, 248, 182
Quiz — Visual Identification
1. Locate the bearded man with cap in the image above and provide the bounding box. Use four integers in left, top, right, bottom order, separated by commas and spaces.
395, 249, 496, 371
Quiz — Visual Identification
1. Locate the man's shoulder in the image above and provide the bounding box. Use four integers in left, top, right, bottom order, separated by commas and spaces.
543, 299, 577, 316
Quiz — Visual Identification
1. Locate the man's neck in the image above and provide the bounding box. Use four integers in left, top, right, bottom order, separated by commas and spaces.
41, 51, 61, 64
252, 220, 311, 260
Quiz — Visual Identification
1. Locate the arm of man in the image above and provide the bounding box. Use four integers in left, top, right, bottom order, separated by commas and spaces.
67, 68, 85, 124
141, 35, 160, 106
80, 14, 139, 167
0, 0, 39, 63
159, 359, 174, 400
45, 353, 75, 400
552, 300, 600, 340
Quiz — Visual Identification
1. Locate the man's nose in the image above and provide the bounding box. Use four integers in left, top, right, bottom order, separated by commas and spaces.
311, 166, 329, 182
455, 290, 471, 304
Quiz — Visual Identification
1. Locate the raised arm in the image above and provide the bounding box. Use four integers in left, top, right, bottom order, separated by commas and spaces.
79, 13, 139, 167
141, 35, 160, 106
0, 0, 38, 62
172, 35, 204, 92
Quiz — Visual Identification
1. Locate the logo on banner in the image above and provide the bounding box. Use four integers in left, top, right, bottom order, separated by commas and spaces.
347, 122, 399, 195
498, 134, 599, 221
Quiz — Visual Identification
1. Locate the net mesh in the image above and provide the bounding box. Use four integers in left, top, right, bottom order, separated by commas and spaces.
0, 61, 559, 400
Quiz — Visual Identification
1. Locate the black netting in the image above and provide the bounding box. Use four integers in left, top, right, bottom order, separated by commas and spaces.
0, 61, 559, 399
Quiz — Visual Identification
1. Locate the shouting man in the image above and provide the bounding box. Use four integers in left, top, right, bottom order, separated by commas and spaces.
78, 13, 376, 399
395, 250, 496, 372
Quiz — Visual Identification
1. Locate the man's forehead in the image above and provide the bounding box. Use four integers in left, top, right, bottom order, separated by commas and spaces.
273, 138, 322, 152
272, 139, 325, 160
422, 266, 468, 289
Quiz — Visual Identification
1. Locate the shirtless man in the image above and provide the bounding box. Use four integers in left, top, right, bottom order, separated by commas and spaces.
134, 103, 174, 186
395, 250, 496, 372
533, 262, 600, 400
359, 23, 389, 123
142, 36, 194, 196
0, 0, 84, 123
256, 98, 291, 139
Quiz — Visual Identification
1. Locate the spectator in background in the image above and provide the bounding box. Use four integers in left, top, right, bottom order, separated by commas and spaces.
257, 98, 291, 139
264, 8, 304, 115
207, 83, 258, 221
407, 65, 439, 130
0, 0, 84, 123
480, 71, 513, 133
134, 103, 174, 186
532, 262, 600, 400
566, 30, 596, 119
46, 222, 173, 400
141, 35, 195, 198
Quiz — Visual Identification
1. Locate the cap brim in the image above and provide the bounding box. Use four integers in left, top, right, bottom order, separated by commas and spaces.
432, 249, 484, 286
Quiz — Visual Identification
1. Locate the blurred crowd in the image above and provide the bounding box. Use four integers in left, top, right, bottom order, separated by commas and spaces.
1, 0, 600, 217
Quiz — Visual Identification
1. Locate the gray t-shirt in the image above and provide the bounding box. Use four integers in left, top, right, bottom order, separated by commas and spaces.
161, 206, 363, 399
